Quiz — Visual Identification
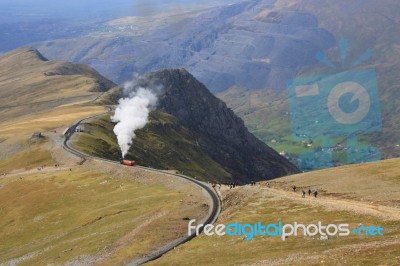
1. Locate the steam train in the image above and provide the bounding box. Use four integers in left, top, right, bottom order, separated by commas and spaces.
121, 160, 136, 166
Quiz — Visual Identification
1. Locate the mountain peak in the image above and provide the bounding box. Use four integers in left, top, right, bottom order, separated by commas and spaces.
132, 68, 300, 182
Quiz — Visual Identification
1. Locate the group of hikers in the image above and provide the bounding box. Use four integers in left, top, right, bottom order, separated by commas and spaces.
229, 182, 238, 189
36, 164, 72, 172
210, 182, 244, 189
210, 181, 318, 199
210, 180, 272, 189
37, 165, 47, 171
292, 185, 318, 198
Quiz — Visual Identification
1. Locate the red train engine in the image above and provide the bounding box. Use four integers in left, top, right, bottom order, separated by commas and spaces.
121, 160, 136, 166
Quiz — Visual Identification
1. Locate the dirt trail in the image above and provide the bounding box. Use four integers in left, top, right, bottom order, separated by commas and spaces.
265, 187, 400, 220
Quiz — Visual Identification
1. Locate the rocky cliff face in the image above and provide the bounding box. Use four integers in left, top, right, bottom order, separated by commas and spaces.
135, 68, 300, 182
35, 0, 335, 92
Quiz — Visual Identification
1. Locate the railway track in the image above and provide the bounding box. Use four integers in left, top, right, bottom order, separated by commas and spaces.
62, 106, 221, 265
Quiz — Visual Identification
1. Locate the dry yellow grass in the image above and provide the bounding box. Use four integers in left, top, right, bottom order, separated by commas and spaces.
0, 169, 189, 265
0, 104, 105, 138
0, 139, 212, 266
0, 144, 55, 173
0, 47, 115, 124
271, 159, 400, 207
149, 160, 400, 266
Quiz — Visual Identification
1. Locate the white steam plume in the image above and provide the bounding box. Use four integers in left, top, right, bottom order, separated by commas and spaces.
111, 82, 158, 158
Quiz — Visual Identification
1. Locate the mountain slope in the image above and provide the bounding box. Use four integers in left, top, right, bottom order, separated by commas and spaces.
74, 69, 300, 183
0, 47, 116, 123
148, 69, 300, 180
150, 158, 400, 265
74, 112, 232, 182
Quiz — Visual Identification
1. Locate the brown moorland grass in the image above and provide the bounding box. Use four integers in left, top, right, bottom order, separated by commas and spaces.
149, 160, 400, 266
0, 47, 115, 124
0, 168, 200, 265
0, 104, 106, 138
0, 144, 55, 173
271, 159, 400, 208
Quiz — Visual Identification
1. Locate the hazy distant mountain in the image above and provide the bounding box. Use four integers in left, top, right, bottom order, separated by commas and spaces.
219, 0, 400, 166
0, 0, 241, 52
33, 0, 334, 93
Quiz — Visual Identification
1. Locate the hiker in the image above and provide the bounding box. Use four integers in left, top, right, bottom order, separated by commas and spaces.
314, 190, 318, 198
292, 185, 296, 192
267, 182, 271, 188
301, 190, 306, 198
308, 188, 312, 196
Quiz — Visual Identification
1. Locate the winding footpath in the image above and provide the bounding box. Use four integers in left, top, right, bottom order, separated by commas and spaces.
62, 106, 221, 265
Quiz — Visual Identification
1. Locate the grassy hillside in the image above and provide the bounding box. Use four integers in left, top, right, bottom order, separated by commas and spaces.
0, 47, 213, 265
0, 47, 115, 123
0, 164, 209, 265
150, 159, 400, 265
0, 47, 115, 171
272, 159, 400, 208
0, 140, 55, 173
73, 111, 232, 182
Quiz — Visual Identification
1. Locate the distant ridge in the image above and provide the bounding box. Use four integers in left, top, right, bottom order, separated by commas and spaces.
0, 47, 117, 122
